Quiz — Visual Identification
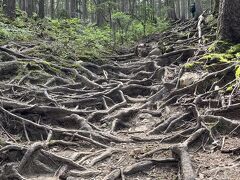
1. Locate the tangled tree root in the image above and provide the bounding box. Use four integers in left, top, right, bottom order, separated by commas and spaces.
0, 19, 239, 179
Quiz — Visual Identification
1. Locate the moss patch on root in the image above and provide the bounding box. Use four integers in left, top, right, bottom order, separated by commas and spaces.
235, 66, 240, 79
201, 53, 235, 63
208, 40, 233, 53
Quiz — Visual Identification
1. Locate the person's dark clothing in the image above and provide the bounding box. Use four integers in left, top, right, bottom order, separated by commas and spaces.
190, 3, 196, 18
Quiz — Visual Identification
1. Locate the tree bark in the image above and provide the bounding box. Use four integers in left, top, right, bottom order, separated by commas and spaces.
218, 0, 240, 43
194, 0, 203, 20
50, 0, 54, 18
180, 0, 186, 20
213, 0, 220, 17
26, 0, 34, 17
65, 0, 70, 18
38, 0, 45, 18
70, 0, 76, 18
3, 0, 16, 19
82, 0, 88, 22
174, 0, 180, 19
96, 0, 105, 26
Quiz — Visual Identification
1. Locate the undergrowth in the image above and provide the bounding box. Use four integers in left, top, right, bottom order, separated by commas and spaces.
0, 9, 169, 60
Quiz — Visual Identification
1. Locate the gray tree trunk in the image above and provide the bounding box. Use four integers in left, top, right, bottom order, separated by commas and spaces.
3, 0, 16, 19
213, 0, 220, 17
70, 0, 76, 18
38, 0, 45, 18
180, 0, 186, 20
218, 0, 240, 43
194, 0, 203, 20
82, 0, 88, 22
50, 0, 54, 18
96, 0, 105, 26
65, 0, 70, 18
26, 0, 34, 17
175, 0, 180, 19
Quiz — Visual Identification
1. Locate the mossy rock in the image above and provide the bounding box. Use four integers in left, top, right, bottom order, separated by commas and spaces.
208, 40, 233, 53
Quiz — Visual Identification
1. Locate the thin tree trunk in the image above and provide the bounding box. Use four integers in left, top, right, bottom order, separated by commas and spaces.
3, 0, 16, 19
82, 0, 88, 22
180, 0, 186, 20
213, 0, 220, 17
70, 0, 76, 18
65, 0, 70, 18
39, 0, 45, 18
194, 0, 203, 20
26, 0, 33, 17
50, 0, 54, 18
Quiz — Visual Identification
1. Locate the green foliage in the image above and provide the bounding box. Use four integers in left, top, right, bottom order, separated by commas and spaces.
112, 12, 131, 23
0, 21, 34, 43
0, 8, 169, 60
112, 11, 169, 45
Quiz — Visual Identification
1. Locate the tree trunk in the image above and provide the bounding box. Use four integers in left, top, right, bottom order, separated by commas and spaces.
26, 0, 34, 17
180, 0, 186, 20
213, 0, 220, 17
3, 0, 16, 19
65, 0, 70, 18
194, 0, 203, 20
175, 0, 180, 19
96, 0, 105, 26
70, 0, 76, 18
82, 0, 88, 22
38, 0, 45, 18
218, 0, 240, 43
50, 0, 54, 18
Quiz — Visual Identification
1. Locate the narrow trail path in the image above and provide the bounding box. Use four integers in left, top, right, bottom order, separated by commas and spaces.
0, 20, 240, 180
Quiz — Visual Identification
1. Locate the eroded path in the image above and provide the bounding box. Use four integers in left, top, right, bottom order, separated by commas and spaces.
0, 20, 240, 180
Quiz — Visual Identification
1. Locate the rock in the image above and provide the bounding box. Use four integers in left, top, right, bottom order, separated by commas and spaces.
138, 113, 152, 119
179, 72, 200, 87
135, 125, 148, 132
148, 47, 162, 56
135, 43, 151, 57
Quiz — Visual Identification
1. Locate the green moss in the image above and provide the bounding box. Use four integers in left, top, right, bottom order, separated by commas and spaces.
235, 66, 240, 79
236, 53, 240, 59
184, 62, 203, 69
227, 44, 240, 54
208, 40, 233, 53
40, 61, 62, 76
201, 53, 234, 63
226, 86, 233, 92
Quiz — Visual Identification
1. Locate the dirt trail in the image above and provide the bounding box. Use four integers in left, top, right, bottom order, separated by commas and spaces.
0, 19, 240, 180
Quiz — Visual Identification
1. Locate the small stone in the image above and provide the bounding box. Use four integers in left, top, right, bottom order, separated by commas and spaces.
179, 72, 200, 87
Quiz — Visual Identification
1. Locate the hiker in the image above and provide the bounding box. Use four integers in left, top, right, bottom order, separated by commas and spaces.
190, 2, 196, 18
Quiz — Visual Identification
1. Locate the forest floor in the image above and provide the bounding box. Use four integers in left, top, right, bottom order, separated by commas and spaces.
0, 17, 240, 180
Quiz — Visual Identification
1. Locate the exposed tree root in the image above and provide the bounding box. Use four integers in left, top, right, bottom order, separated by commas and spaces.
0, 19, 239, 179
